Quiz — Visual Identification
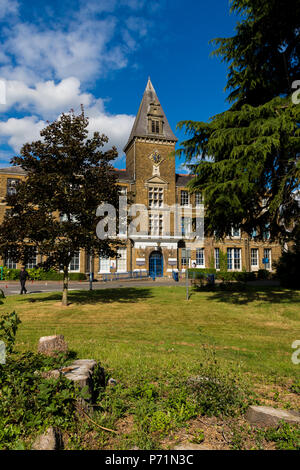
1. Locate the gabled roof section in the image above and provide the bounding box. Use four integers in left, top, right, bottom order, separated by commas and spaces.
175, 173, 195, 187
124, 78, 177, 152
0, 166, 26, 175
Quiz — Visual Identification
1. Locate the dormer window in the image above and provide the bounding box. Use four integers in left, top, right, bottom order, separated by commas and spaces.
151, 120, 160, 134
148, 100, 164, 135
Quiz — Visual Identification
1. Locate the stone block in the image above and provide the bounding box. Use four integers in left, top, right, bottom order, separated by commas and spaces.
38, 335, 68, 356
245, 405, 300, 427
32, 427, 62, 450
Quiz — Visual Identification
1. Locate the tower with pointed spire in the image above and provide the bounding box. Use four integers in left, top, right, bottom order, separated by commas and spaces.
124, 78, 178, 207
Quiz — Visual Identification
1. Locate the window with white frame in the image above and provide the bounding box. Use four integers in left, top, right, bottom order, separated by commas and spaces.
215, 248, 220, 270
181, 248, 191, 268
227, 248, 232, 270
234, 248, 241, 270
149, 213, 163, 236
69, 251, 80, 272
25, 249, 37, 269
196, 248, 205, 267
231, 226, 241, 237
7, 178, 20, 196
181, 216, 192, 237
263, 248, 271, 270
118, 187, 127, 236
117, 247, 127, 272
99, 255, 110, 273
195, 192, 203, 206
180, 190, 189, 206
5, 252, 16, 269
60, 213, 79, 223
148, 187, 163, 208
251, 248, 258, 267
227, 248, 241, 270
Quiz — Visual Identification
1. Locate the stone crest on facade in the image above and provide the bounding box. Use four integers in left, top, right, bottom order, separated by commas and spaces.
149, 150, 163, 167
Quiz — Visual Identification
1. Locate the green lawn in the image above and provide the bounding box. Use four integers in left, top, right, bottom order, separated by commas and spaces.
1, 285, 300, 384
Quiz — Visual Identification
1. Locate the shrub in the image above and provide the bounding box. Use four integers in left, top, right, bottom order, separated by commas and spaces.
69, 273, 86, 281
0, 311, 79, 449
0, 311, 21, 354
275, 243, 300, 289
188, 349, 251, 417
1, 267, 20, 280
257, 269, 271, 280
0, 266, 86, 281
188, 268, 256, 283
290, 380, 300, 395
0, 352, 77, 449
263, 422, 300, 450
188, 268, 216, 279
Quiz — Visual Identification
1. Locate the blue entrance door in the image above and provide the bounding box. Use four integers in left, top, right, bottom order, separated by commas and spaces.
149, 251, 163, 278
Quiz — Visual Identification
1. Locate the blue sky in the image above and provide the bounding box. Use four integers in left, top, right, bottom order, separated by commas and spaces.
0, 0, 239, 172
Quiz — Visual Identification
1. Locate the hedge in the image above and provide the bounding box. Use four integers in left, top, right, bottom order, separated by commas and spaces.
0, 267, 86, 281
187, 268, 257, 282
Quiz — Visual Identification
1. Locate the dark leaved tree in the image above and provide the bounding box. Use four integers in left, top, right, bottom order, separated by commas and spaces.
177, 0, 300, 243
0, 108, 120, 305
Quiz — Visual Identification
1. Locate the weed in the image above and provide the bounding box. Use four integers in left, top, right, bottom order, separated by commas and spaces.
290, 380, 300, 395
189, 348, 252, 417
190, 429, 205, 444
262, 422, 300, 450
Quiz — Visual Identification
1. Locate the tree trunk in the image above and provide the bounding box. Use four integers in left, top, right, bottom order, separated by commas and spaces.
62, 265, 69, 306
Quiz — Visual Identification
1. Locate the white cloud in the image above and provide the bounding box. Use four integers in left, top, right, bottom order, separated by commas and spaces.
0, 98, 134, 158
0, 75, 134, 156
2, 77, 93, 119
0, 116, 46, 151
88, 107, 135, 153
0, 18, 128, 85
0, 0, 19, 19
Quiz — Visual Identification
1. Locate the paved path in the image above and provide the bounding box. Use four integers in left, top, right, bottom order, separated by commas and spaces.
0, 278, 280, 297
0, 278, 185, 296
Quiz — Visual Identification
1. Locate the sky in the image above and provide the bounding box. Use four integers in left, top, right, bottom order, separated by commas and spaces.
0, 0, 239, 172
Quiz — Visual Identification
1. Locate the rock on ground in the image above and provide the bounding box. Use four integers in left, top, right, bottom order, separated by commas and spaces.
38, 335, 68, 356
246, 405, 300, 427
32, 427, 62, 450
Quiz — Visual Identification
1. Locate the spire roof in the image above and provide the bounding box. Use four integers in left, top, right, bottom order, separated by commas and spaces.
124, 78, 177, 152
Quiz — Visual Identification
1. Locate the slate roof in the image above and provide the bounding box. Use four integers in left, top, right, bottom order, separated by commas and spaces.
124, 78, 177, 152
0, 166, 193, 187
0, 165, 135, 184
114, 169, 133, 183
175, 173, 194, 187
0, 166, 26, 175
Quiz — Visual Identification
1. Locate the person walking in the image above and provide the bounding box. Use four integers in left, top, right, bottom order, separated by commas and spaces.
20, 267, 30, 294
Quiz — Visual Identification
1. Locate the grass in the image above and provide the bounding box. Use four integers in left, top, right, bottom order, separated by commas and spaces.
1, 285, 299, 450
1, 285, 299, 383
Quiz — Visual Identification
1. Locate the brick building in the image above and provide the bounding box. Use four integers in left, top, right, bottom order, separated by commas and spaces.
0, 79, 282, 277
